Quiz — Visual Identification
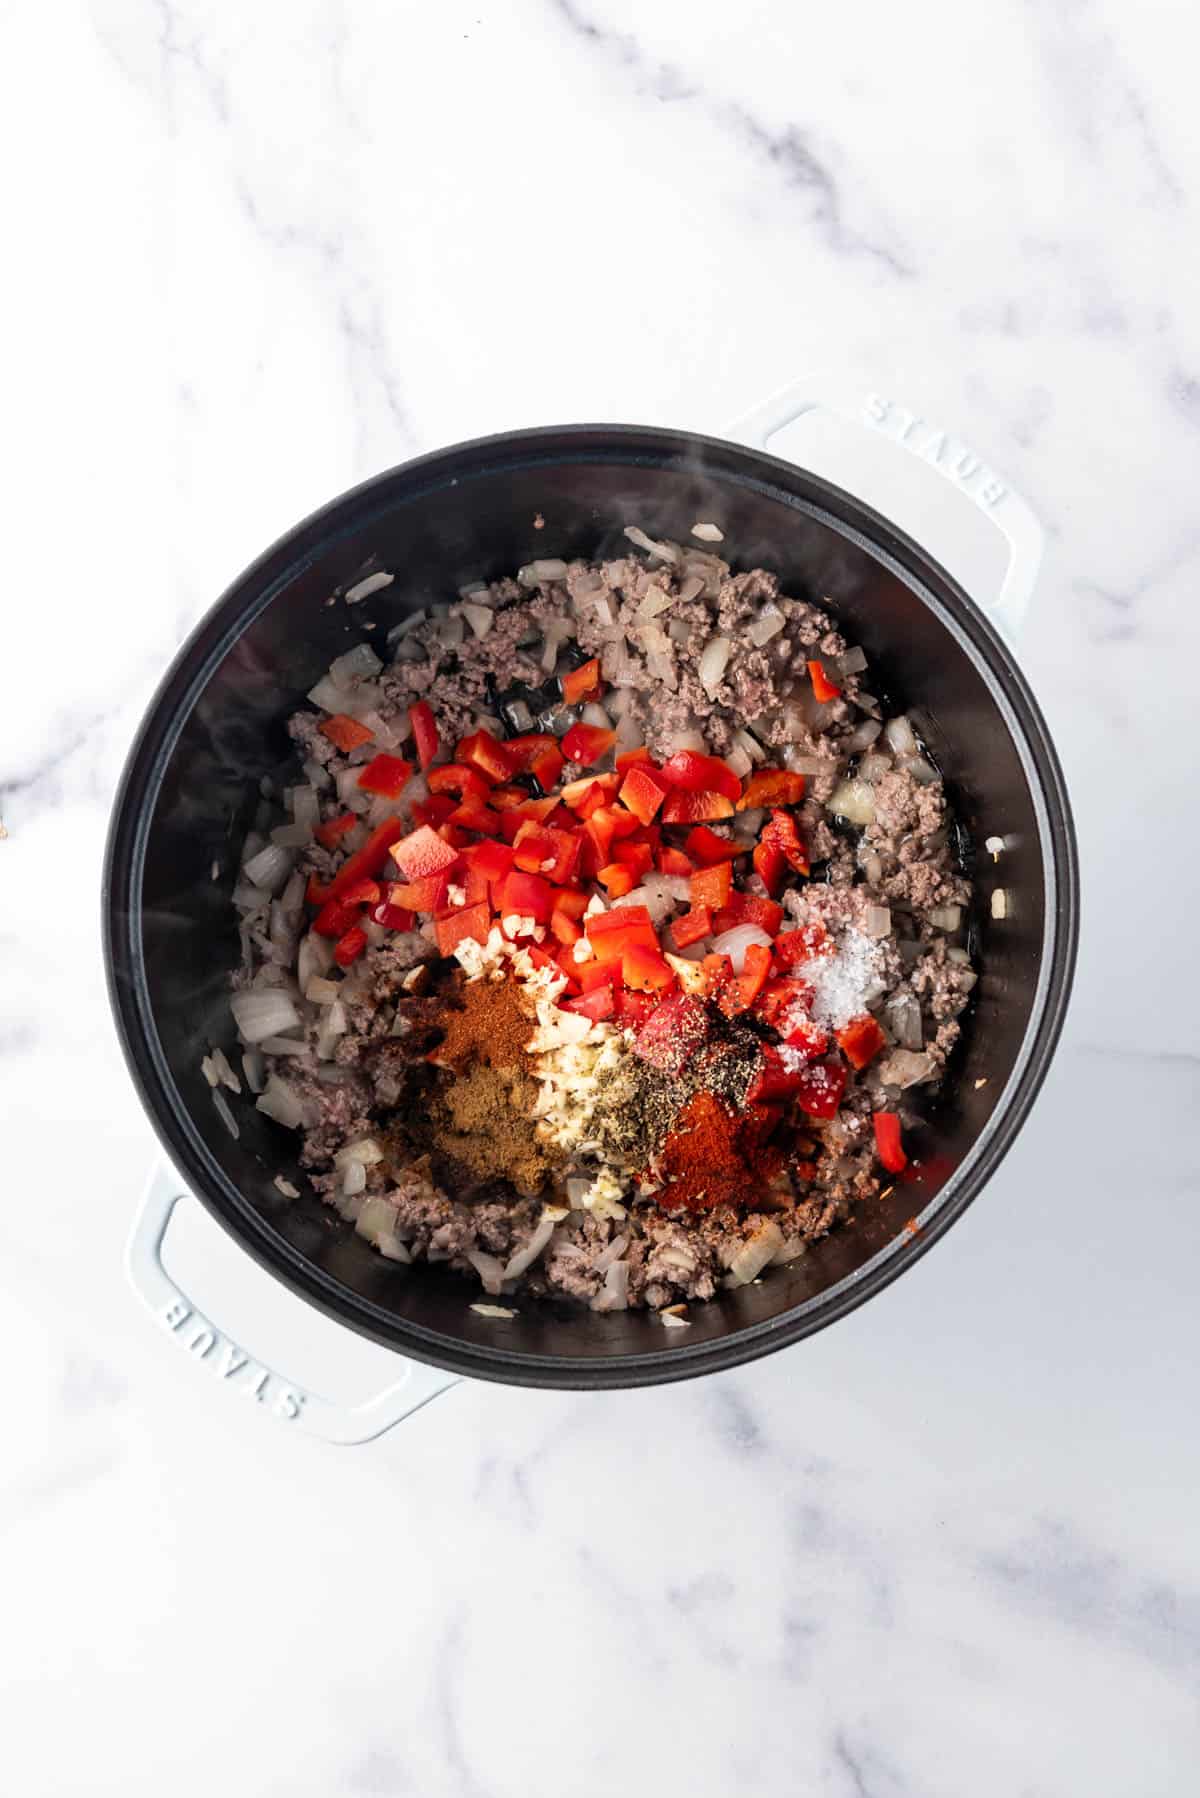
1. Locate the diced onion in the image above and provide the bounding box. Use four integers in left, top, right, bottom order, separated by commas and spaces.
330, 643, 383, 685
270, 823, 311, 848
845, 719, 882, 753
884, 715, 918, 756
624, 526, 680, 564
255, 1074, 307, 1129
698, 635, 732, 695
307, 674, 349, 713
879, 1049, 934, 1088
863, 904, 892, 938
899, 753, 939, 787
782, 750, 833, 777
344, 572, 393, 605
726, 1222, 784, 1287
230, 989, 301, 1044
581, 701, 613, 730
991, 888, 1008, 920
747, 605, 785, 647
734, 728, 766, 765
243, 842, 295, 892
241, 1049, 266, 1093
257, 1035, 308, 1056
503, 1212, 558, 1281
838, 646, 868, 676
460, 603, 493, 639
335, 1136, 384, 1169
827, 780, 877, 826
858, 753, 892, 784
710, 923, 774, 973
887, 993, 924, 1049
691, 521, 724, 542
590, 1260, 630, 1311
466, 1250, 506, 1295
928, 905, 962, 932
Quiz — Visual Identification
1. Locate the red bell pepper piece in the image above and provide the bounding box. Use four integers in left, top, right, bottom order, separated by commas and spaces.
498, 867, 555, 924
659, 749, 741, 803
714, 890, 783, 936
372, 899, 415, 931
807, 659, 842, 704
746, 1045, 807, 1103
837, 1014, 887, 1070
447, 799, 504, 835
561, 657, 603, 704
356, 753, 413, 798
387, 873, 450, 913
794, 1059, 848, 1119
754, 975, 815, 1029
633, 991, 710, 1072
670, 905, 712, 949
613, 838, 654, 878
319, 713, 373, 753
338, 878, 381, 907
314, 810, 357, 850
656, 846, 694, 877
562, 721, 617, 765
562, 984, 615, 1022
487, 784, 529, 811
773, 922, 833, 968
661, 789, 735, 825
586, 908, 659, 967
576, 959, 614, 993
782, 1017, 829, 1061
463, 838, 515, 884
618, 763, 670, 826
614, 987, 657, 1027
435, 901, 492, 956
456, 728, 516, 784
551, 887, 589, 920
738, 769, 806, 810
622, 942, 673, 991
700, 952, 736, 1002
409, 701, 439, 770
313, 896, 362, 938
593, 804, 640, 841
506, 734, 565, 791
411, 794, 457, 830
312, 816, 407, 906
739, 941, 773, 1008
333, 924, 368, 966
753, 837, 787, 898
512, 822, 582, 886
598, 862, 637, 897
683, 826, 742, 866
615, 746, 655, 774
550, 909, 583, 946
873, 1110, 908, 1173
587, 903, 652, 935
561, 772, 619, 813
427, 763, 491, 803
760, 808, 810, 876
391, 824, 462, 882
690, 861, 732, 911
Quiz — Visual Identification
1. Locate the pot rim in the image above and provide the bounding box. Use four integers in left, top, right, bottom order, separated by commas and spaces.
103, 423, 1079, 1389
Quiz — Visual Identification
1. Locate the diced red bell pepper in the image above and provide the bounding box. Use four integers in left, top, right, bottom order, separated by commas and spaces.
488, 784, 529, 811
552, 887, 589, 920
435, 901, 492, 956
808, 659, 842, 704
680, 828, 739, 870
412, 794, 457, 830
391, 823, 462, 883
671, 905, 712, 949
714, 890, 784, 936
773, 922, 833, 968
753, 836, 787, 898
873, 1110, 908, 1173
447, 799, 504, 836
837, 1014, 887, 1071
755, 975, 815, 1030
428, 763, 491, 803
746, 1045, 806, 1103
498, 867, 555, 924
701, 952, 736, 999
458, 862, 490, 905
463, 838, 515, 883
498, 795, 560, 842
613, 988, 658, 1028
550, 909, 583, 946
588, 903, 652, 935
313, 817, 407, 905
738, 769, 806, 810
456, 728, 516, 784
387, 873, 450, 913
319, 713, 373, 753
513, 822, 582, 886
587, 908, 659, 968
409, 701, 439, 770
333, 925, 367, 966
313, 897, 362, 938
576, 959, 614, 993
594, 804, 640, 841
598, 862, 637, 897
760, 808, 810, 877
506, 734, 565, 791
615, 746, 655, 774
339, 877, 381, 907
562, 721, 617, 765
656, 846, 694, 877
562, 984, 615, 1022
659, 750, 741, 803
633, 992, 710, 1072
561, 657, 603, 704
690, 861, 733, 911
356, 753, 413, 798
661, 789, 735, 825
618, 763, 670, 826
561, 772, 620, 814
739, 941, 774, 1008
438, 824, 471, 850
795, 1059, 848, 1119
372, 899, 415, 932
613, 839, 654, 879
314, 811, 357, 850
782, 1017, 829, 1061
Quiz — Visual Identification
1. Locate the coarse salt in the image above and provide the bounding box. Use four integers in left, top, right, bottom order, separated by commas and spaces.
793, 927, 884, 1028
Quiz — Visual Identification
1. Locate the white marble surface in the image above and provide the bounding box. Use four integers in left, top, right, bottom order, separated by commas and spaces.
3, 1, 1199, 1791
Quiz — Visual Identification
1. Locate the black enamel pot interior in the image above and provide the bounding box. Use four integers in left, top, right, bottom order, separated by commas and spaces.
104, 425, 1079, 1389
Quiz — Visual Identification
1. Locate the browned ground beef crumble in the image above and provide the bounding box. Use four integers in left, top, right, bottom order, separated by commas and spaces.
229, 541, 976, 1312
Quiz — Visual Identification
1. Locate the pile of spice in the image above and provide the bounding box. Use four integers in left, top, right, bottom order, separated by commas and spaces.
647, 1089, 786, 1213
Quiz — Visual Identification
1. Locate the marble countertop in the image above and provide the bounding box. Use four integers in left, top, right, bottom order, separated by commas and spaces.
4, 1, 1198, 1791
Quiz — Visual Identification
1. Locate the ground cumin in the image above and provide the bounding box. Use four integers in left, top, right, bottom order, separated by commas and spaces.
432, 973, 534, 1072
429, 972, 557, 1194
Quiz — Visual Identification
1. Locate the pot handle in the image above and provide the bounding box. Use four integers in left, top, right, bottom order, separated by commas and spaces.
126, 1164, 458, 1445
725, 374, 1043, 644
